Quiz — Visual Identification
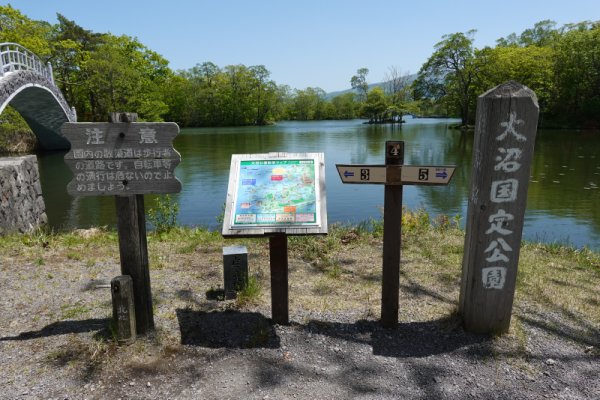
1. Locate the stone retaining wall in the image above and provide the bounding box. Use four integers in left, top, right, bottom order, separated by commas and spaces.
0, 155, 47, 234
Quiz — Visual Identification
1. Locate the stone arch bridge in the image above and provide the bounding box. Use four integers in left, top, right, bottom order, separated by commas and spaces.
0, 43, 76, 150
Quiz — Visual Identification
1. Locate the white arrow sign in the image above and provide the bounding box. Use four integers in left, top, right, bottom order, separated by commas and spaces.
399, 166, 455, 185
336, 165, 386, 184
336, 164, 455, 185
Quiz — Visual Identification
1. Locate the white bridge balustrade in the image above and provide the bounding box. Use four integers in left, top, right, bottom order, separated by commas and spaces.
0, 43, 54, 83
0, 42, 75, 150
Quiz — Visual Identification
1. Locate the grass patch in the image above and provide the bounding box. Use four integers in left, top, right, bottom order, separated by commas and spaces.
67, 252, 83, 261
236, 275, 262, 306
60, 303, 91, 319
1, 208, 599, 365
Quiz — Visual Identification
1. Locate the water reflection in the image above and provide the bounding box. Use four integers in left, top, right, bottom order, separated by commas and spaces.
36, 119, 600, 249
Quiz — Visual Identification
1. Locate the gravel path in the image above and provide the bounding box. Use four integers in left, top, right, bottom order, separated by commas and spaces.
0, 231, 598, 400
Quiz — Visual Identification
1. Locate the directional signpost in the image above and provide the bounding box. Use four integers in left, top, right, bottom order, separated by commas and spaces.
336, 165, 454, 185
336, 141, 456, 328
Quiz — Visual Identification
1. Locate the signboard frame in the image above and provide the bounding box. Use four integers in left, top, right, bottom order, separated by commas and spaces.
222, 152, 327, 237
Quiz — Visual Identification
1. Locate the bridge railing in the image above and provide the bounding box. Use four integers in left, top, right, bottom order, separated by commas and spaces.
0, 43, 53, 83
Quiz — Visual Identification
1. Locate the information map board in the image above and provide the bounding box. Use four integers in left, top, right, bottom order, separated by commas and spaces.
222, 152, 327, 237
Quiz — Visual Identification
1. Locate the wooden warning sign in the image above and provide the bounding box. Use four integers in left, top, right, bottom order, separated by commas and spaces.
62, 122, 181, 196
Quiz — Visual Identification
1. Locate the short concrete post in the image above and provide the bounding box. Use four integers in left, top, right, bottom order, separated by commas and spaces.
223, 246, 248, 299
111, 275, 136, 342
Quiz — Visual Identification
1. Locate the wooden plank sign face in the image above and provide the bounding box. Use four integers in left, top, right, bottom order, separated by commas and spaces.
62, 122, 181, 196
336, 164, 455, 185
398, 166, 455, 185
336, 164, 386, 184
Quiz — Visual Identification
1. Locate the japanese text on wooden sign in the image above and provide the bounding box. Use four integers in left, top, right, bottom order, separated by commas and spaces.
62, 122, 181, 196
480, 112, 528, 290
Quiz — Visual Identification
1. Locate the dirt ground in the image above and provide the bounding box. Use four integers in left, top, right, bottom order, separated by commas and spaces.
0, 228, 598, 399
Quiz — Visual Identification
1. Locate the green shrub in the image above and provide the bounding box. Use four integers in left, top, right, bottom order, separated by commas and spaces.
147, 195, 179, 233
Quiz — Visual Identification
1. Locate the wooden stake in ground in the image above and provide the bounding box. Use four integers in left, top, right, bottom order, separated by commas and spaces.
111, 275, 136, 342
459, 81, 539, 334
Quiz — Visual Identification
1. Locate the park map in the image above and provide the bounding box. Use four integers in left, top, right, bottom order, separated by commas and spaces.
232, 159, 319, 227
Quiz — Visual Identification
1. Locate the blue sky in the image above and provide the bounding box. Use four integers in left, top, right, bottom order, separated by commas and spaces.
3, 0, 599, 92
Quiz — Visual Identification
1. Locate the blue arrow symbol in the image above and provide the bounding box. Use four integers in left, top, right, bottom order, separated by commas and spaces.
344, 170, 355, 178
435, 170, 448, 179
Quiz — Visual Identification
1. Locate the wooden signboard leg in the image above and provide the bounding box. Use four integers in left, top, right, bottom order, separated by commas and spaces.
110, 112, 154, 335
269, 233, 289, 325
115, 194, 154, 334
381, 141, 404, 328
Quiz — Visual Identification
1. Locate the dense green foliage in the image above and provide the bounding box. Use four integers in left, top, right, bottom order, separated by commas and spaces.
0, 5, 598, 133
414, 20, 600, 127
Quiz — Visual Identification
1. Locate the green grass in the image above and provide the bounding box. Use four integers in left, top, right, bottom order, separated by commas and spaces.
1, 208, 598, 355
236, 275, 262, 306
60, 303, 91, 319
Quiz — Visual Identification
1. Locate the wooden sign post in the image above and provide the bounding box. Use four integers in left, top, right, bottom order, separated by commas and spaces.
459, 82, 539, 334
62, 112, 181, 335
382, 142, 404, 328
336, 141, 456, 328
222, 153, 328, 325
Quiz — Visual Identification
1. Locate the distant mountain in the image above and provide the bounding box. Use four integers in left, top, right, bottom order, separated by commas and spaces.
325, 74, 418, 99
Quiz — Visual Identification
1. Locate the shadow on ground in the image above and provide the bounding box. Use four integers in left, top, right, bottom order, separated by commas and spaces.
0, 318, 110, 341
176, 308, 280, 349
302, 318, 490, 358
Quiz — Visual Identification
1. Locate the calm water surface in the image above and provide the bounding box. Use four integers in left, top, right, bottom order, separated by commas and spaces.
37, 119, 600, 249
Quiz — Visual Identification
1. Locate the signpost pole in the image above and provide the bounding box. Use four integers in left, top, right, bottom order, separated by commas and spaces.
110, 112, 155, 334
269, 233, 289, 325
381, 141, 404, 328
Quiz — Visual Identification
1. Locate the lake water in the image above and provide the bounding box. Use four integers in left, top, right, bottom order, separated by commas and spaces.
37, 119, 600, 249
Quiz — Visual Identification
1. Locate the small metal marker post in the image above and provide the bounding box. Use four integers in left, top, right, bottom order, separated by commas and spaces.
223, 246, 249, 299
336, 141, 456, 328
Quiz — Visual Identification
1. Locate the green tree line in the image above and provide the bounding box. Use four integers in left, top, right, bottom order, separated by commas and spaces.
413, 20, 600, 128
1, 4, 599, 134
